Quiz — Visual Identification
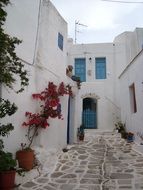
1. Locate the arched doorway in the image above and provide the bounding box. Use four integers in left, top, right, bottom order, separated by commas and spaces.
82, 98, 97, 129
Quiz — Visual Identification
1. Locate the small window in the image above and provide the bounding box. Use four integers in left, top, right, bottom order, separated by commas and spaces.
95, 57, 106, 79
58, 33, 63, 51
129, 83, 137, 113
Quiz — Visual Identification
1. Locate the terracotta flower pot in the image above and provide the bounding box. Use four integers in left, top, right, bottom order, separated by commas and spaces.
0, 170, 16, 190
79, 134, 84, 141
16, 149, 34, 171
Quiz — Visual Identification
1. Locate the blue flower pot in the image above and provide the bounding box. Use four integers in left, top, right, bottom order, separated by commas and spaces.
127, 134, 134, 142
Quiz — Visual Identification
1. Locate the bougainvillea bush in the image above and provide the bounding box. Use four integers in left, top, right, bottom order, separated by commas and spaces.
22, 82, 72, 148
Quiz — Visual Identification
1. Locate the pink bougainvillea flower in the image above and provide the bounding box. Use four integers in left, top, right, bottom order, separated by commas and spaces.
22, 81, 73, 148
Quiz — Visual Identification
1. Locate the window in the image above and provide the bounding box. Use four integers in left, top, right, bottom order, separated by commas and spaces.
95, 57, 106, 79
58, 33, 63, 50
129, 83, 137, 113
75, 58, 86, 82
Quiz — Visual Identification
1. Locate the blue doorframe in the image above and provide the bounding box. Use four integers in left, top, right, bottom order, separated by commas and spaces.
82, 98, 97, 129
67, 96, 70, 144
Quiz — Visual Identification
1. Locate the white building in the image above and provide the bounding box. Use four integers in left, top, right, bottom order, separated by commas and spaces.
67, 28, 143, 143
67, 41, 117, 140
2, 0, 143, 154
2, 0, 77, 154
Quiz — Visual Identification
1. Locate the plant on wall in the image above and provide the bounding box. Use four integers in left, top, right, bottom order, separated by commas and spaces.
0, 1, 29, 184
0, 0, 29, 149
0, 99, 17, 150
16, 82, 71, 171
22, 82, 72, 148
0, 1, 29, 93
66, 65, 81, 89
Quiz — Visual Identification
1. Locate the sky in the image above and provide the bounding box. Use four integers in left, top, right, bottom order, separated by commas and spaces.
50, 0, 143, 44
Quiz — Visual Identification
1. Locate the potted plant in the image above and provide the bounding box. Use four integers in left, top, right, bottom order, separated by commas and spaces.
115, 121, 127, 139
0, 151, 16, 190
77, 124, 85, 141
127, 132, 134, 143
16, 143, 35, 171
0, 150, 25, 190
16, 82, 72, 170
0, 99, 18, 190
16, 109, 47, 170
0, 101, 24, 189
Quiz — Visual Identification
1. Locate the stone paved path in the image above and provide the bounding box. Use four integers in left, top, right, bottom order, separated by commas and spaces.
19, 131, 143, 190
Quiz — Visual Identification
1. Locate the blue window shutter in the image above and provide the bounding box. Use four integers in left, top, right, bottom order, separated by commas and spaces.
75, 58, 86, 82
58, 33, 63, 50
95, 58, 106, 79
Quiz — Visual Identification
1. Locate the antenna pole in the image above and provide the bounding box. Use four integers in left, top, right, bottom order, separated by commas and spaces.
74, 20, 87, 44
75, 20, 77, 44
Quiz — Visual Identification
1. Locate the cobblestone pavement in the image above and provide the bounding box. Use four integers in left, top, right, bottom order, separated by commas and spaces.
19, 131, 143, 190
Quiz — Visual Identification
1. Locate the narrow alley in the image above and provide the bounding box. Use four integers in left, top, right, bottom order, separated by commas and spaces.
19, 131, 143, 190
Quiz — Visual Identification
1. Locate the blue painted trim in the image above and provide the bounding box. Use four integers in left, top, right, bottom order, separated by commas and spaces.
95, 57, 106, 79
58, 33, 63, 51
75, 58, 86, 82
67, 96, 70, 144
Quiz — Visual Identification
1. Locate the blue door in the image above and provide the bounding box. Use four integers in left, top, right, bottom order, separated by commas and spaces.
82, 109, 97, 129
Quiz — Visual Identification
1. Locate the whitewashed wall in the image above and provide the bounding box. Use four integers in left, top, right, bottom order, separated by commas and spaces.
114, 28, 143, 148
5, 0, 40, 64
119, 50, 143, 144
67, 43, 121, 140
113, 28, 143, 126
35, 0, 67, 80
33, 0, 69, 149
2, 0, 73, 154
2, 0, 40, 154
114, 28, 143, 74
2, 64, 37, 154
